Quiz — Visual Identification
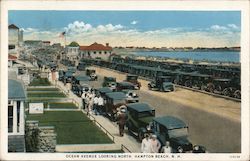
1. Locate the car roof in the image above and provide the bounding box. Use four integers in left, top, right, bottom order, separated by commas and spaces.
106, 92, 126, 100
153, 116, 187, 129
118, 81, 134, 86
75, 75, 90, 81
105, 76, 116, 79
127, 74, 138, 77
65, 71, 73, 76
127, 103, 154, 112
97, 87, 113, 94
213, 78, 231, 82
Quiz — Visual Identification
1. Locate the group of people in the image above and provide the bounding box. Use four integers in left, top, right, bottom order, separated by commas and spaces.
81, 89, 104, 115
141, 134, 172, 153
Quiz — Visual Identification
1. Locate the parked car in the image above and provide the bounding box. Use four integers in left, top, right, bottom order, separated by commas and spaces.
126, 103, 155, 141
126, 74, 141, 89
95, 87, 113, 99
121, 90, 139, 103
71, 75, 91, 96
63, 71, 74, 83
77, 62, 86, 71
102, 76, 116, 87
104, 92, 127, 121
86, 69, 98, 81
148, 76, 175, 92
116, 82, 136, 91
151, 116, 193, 153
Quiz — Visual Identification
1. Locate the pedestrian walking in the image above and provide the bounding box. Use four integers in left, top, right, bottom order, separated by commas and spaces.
150, 135, 161, 153
88, 94, 94, 115
161, 141, 172, 153
97, 95, 104, 114
141, 134, 151, 153
93, 95, 99, 115
66, 82, 71, 95
117, 108, 127, 136
81, 92, 86, 109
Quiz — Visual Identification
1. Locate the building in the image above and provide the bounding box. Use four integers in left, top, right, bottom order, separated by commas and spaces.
24, 40, 43, 48
42, 41, 51, 47
8, 78, 26, 152
66, 41, 80, 61
8, 55, 17, 68
8, 24, 23, 50
79, 42, 112, 60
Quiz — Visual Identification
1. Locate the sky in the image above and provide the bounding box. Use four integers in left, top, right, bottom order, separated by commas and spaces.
9, 11, 241, 48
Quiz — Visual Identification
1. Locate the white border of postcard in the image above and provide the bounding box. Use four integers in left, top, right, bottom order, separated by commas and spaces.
1, 0, 249, 161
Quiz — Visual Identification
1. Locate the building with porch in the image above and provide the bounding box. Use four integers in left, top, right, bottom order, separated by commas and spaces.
8, 78, 26, 152
66, 41, 80, 61
79, 42, 112, 61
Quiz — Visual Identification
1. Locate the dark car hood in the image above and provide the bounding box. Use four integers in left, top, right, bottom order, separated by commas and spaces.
170, 136, 191, 145
138, 116, 154, 125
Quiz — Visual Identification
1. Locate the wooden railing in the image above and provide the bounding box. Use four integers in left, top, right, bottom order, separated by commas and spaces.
87, 114, 115, 142
121, 144, 131, 153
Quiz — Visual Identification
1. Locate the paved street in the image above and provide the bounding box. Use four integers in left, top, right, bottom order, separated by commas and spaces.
84, 67, 241, 153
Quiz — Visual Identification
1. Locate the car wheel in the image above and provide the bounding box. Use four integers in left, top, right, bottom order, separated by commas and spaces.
177, 146, 184, 153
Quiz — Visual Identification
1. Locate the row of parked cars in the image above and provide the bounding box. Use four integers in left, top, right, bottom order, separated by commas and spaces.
57, 65, 205, 153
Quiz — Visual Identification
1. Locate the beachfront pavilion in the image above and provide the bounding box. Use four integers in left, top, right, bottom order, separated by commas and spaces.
8, 79, 26, 152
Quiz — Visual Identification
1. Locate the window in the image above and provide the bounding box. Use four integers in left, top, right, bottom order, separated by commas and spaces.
99, 51, 102, 54
104, 51, 107, 54
8, 106, 13, 133
17, 101, 20, 132
93, 51, 96, 54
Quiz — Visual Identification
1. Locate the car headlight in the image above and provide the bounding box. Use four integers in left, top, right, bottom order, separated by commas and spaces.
177, 146, 184, 153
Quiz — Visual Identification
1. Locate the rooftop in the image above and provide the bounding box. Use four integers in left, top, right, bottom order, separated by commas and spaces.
8, 24, 19, 29
8, 55, 17, 60
8, 79, 26, 100
68, 41, 80, 47
80, 42, 112, 51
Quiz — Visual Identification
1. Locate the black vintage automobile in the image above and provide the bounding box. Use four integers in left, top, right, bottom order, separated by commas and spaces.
125, 74, 141, 90
148, 76, 175, 92
206, 78, 241, 98
151, 116, 193, 153
63, 71, 74, 83
121, 90, 139, 103
71, 75, 91, 96
86, 69, 98, 81
95, 87, 113, 100
104, 92, 127, 121
77, 62, 86, 71
126, 103, 155, 141
116, 82, 136, 91
102, 76, 116, 87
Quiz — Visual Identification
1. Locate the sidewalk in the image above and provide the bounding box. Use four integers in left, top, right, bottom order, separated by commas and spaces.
88, 113, 141, 153
52, 79, 141, 153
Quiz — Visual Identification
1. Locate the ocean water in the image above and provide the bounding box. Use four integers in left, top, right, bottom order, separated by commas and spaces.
134, 51, 240, 63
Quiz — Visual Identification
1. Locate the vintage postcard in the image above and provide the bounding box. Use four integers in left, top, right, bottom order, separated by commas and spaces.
0, 0, 249, 161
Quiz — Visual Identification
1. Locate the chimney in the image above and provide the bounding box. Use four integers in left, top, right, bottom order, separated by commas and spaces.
106, 43, 109, 47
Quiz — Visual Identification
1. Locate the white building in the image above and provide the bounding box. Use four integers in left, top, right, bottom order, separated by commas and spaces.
9, 24, 23, 50
8, 78, 26, 152
66, 41, 80, 61
79, 42, 112, 61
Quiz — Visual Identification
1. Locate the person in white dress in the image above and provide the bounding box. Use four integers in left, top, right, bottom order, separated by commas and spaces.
141, 134, 151, 153
150, 134, 161, 153
161, 141, 172, 153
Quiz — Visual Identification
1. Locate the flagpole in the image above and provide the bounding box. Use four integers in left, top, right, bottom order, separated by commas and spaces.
64, 32, 67, 47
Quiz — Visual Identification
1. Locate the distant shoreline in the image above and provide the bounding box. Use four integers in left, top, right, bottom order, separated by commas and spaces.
113, 50, 240, 66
